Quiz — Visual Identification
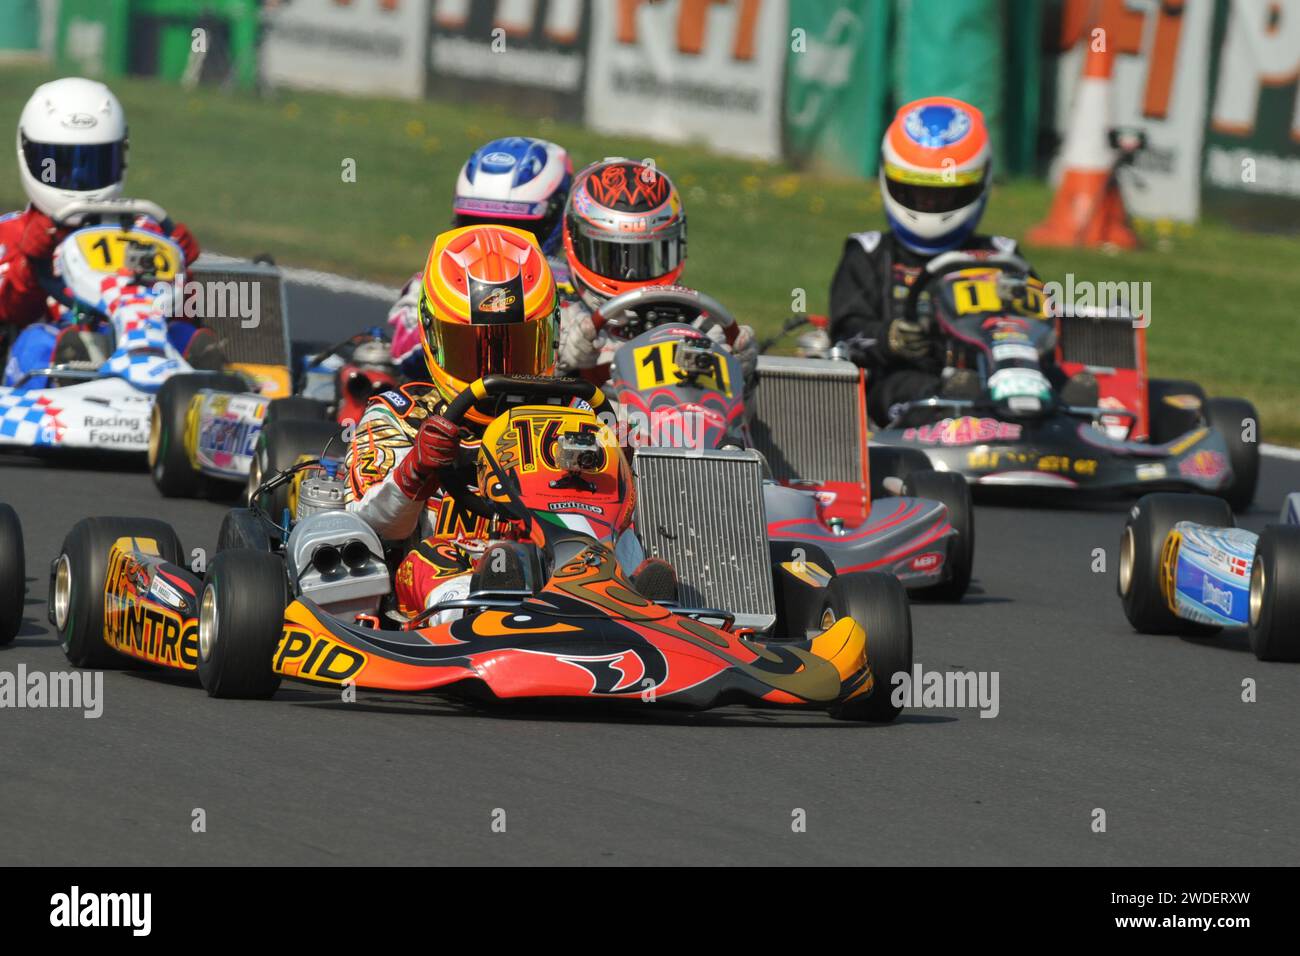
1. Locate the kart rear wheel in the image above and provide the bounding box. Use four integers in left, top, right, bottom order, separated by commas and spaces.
901, 469, 973, 601
826, 572, 913, 722
1203, 397, 1260, 513
264, 396, 332, 427
197, 549, 287, 699
0, 504, 25, 645
149, 372, 248, 499
247, 418, 343, 521
51, 517, 184, 668
1118, 493, 1232, 635
869, 446, 933, 499
1247, 525, 1300, 662
216, 508, 276, 554
1147, 379, 1206, 444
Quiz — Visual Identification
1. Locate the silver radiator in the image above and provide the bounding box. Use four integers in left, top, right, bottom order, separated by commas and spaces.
185, 261, 291, 368
633, 447, 776, 631
749, 355, 865, 484
1057, 311, 1139, 370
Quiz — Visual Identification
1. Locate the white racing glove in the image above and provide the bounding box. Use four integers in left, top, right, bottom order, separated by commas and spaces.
557, 306, 601, 372
731, 324, 758, 384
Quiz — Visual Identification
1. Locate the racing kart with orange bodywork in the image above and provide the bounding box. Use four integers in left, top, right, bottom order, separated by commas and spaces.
48, 376, 913, 720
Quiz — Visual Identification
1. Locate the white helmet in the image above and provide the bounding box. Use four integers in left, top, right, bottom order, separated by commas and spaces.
453, 137, 572, 256
17, 77, 127, 217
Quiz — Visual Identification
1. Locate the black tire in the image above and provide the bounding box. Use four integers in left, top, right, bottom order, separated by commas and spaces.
1118, 493, 1233, 635
197, 549, 287, 699
216, 508, 276, 554
868, 446, 933, 499
149, 372, 248, 498
1247, 525, 1300, 662
1203, 397, 1260, 513
0, 504, 25, 645
264, 396, 332, 427
247, 419, 343, 521
51, 517, 184, 667
1147, 379, 1206, 444
826, 571, 913, 722
901, 468, 974, 601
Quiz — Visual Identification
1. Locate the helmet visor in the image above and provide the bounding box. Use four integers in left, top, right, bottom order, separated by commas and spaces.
567, 221, 685, 284
21, 136, 125, 192
422, 298, 554, 385
884, 164, 988, 214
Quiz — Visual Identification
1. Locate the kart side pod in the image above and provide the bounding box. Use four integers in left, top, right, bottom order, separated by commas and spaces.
286, 512, 389, 618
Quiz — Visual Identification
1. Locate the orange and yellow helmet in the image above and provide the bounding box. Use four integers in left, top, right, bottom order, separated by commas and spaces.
419, 224, 558, 418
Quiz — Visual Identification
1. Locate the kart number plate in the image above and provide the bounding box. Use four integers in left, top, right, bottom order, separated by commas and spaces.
73, 227, 182, 280
633, 342, 731, 397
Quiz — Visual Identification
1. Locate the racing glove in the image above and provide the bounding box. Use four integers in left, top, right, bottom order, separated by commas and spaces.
884, 317, 930, 362
731, 324, 759, 383
169, 222, 201, 265
17, 211, 61, 261
391, 414, 460, 500
558, 308, 600, 372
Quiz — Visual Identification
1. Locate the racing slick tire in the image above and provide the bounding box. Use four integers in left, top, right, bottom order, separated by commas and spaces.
1147, 379, 1207, 445
247, 419, 343, 522
197, 549, 287, 699
1247, 525, 1300, 662
901, 469, 974, 601
264, 396, 332, 427
0, 504, 25, 645
51, 517, 184, 668
1119, 493, 1233, 635
149, 372, 248, 499
869, 446, 934, 499
1203, 397, 1260, 513
827, 571, 913, 723
216, 508, 276, 554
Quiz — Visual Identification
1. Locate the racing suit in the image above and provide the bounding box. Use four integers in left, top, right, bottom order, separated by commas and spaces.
829, 229, 1030, 425
345, 381, 489, 617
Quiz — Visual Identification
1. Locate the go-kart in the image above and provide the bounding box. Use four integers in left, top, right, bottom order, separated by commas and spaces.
48, 376, 913, 720
0, 199, 292, 461
598, 285, 974, 599
0, 502, 24, 645
867, 252, 1260, 511
149, 328, 397, 499
1118, 492, 1300, 661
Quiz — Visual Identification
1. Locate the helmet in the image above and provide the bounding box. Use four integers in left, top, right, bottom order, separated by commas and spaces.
563, 158, 686, 302
880, 97, 990, 255
453, 137, 572, 256
419, 225, 557, 419
17, 77, 127, 217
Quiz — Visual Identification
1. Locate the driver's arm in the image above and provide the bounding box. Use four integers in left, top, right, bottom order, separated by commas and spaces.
0, 211, 59, 327
828, 239, 887, 365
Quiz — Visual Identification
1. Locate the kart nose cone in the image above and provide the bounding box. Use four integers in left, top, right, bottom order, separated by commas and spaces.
52, 555, 72, 630
1119, 526, 1135, 595
1249, 555, 1265, 628
199, 583, 219, 662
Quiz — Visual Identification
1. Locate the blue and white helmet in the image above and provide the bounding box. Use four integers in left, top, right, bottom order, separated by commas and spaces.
452, 137, 573, 256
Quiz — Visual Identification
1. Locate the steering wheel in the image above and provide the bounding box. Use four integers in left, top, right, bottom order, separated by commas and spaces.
902, 251, 1034, 326
438, 375, 611, 523
590, 285, 740, 345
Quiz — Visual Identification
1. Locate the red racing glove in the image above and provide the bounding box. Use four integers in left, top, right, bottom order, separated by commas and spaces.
169, 222, 200, 264
17, 211, 61, 261
391, 414, 460, 500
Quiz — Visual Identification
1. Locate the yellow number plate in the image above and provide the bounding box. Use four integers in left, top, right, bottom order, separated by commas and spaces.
632, 341, 731, 397
74, 227, 181, 280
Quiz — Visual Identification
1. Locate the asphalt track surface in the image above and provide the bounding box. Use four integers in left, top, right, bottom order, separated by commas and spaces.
3, 276, 1300, 866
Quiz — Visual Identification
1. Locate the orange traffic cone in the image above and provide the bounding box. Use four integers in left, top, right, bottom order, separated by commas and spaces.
1030, 17, 1139, 249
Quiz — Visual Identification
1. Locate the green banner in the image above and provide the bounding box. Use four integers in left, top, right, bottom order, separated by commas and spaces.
783, 1, 892, 177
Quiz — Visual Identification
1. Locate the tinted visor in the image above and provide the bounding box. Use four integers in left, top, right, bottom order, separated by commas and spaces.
422, 298, 554, 384
885, 169, 987, 214
567, 220, 685, 283
21, 136, 125, 191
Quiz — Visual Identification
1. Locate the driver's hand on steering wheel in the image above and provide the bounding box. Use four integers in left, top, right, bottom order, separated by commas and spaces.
392, 414, 460, 500
169, 222, 201, 265
885, 317, 930, 362
731, 324, 759, 383
17, 211, 61, 261
558, 309, 601, 372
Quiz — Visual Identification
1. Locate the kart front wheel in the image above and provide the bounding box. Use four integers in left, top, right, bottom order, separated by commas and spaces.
0, 504, 25, 645
827, 571, 913, 722
1118, 493, 1232, 635
264, 396, 332, 427
868, 446, 933, 499
1248, 525, 1300, 662
150, 372, 247, 498
1204, 397, 1260, 513
901, 468, 973, 601
51, 517, 184, 667
197, 549, 287, 699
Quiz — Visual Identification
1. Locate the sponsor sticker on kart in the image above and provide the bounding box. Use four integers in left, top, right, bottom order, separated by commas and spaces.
903, 416, 1022, 446
1178, 449, 1228, 480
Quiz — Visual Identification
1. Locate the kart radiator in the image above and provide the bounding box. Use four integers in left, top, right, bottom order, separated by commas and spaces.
633, 447, 776, 632
748, 355, 866, 484
1057, 311, 1138, 370
185, 261, 291, 368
